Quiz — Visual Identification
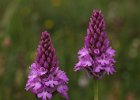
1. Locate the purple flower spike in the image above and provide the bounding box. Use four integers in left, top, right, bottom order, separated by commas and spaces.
25, 31, 69, 100
74, 10, 116, 80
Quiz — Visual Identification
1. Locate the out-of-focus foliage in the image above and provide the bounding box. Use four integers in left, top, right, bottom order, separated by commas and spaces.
0, 0, 140, 100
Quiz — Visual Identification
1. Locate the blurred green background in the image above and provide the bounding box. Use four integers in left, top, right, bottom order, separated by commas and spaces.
0, 0, 140, 100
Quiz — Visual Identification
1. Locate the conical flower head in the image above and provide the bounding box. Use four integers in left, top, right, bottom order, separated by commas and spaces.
74, 10, 116, 80
25, 31, 69, 100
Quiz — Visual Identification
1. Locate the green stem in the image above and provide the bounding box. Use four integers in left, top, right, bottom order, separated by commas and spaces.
94, 80, 98, 100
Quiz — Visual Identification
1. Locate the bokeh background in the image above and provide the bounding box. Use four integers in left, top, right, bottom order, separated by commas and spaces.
0, 0, 140, 100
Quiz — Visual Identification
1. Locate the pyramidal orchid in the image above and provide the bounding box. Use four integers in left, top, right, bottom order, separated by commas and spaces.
25, 31, 69, 100
74, 10, 116, 80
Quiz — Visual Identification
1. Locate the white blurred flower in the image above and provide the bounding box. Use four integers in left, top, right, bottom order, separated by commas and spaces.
78, 75, 89, 88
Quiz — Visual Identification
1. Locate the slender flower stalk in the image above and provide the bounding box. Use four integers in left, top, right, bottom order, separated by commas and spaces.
74, 10, 116, 100
25, 31, 69, 100
94, 80, 98, 100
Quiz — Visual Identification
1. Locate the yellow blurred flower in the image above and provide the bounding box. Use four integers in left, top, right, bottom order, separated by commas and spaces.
51, 0, 62, 7
44, 19, 54, 29
21, 7, 31, 16
30, 51, 36, 60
